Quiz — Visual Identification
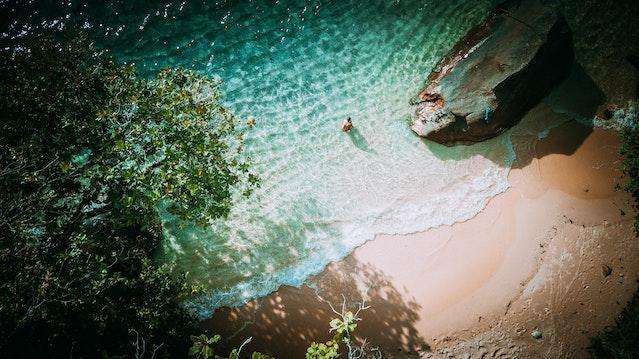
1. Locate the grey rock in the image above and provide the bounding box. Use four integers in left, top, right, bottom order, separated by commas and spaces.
531, 329, 543, 339
411, 0, 574, 145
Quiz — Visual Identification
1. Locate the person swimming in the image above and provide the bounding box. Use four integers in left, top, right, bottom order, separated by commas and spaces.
341, 117, 353, 132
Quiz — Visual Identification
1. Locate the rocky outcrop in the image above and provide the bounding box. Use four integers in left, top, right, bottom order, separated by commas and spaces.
410, 0, 574, 145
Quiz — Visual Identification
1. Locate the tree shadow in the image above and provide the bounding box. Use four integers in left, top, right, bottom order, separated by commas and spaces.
347, 128, 376, 154
422, 63, 605, 169
201, 255, 429, 358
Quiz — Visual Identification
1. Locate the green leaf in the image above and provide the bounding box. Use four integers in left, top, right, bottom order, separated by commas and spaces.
201, 345, 213, 359
189, 345, 201, 357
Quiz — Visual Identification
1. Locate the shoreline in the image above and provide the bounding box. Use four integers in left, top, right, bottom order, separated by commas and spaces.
202, 102, 638, 358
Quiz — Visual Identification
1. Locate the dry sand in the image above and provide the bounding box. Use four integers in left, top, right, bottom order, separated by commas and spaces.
202, 103, 638, 358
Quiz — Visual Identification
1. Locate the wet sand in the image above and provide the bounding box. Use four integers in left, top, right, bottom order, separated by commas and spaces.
203, 103, 638, 358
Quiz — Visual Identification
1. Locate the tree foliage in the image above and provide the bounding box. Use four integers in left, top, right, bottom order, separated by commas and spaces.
618, 126, 639, 234
0, 37, 257, 358
189, 333, 222, 358
188, 334, 274, 359
590, 291, 639, 358
306, 297, 377, 359
589, 117, 639, 357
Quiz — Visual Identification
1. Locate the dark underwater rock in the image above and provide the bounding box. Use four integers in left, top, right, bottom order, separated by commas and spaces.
410, 0, 574, 145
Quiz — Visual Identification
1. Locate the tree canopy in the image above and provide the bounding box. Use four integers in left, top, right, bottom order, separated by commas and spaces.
0, 37, 257, 358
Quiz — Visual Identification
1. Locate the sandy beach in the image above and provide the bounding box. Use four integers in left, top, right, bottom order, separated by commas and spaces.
202, 98, 638, 358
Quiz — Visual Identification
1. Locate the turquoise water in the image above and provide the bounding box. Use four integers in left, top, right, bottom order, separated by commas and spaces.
13, 0, 517, 316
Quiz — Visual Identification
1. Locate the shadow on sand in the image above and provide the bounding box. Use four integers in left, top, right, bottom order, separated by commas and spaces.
202, 255, 429, 357
422, 63, 606, 169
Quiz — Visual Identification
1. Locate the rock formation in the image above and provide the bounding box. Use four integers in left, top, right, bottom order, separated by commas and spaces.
411, 0, 574, 145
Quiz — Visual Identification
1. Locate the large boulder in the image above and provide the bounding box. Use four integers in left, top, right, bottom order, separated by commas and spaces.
410, 0, 574, 145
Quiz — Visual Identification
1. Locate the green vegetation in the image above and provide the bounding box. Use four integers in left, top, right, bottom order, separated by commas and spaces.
589, 119, 639, 358
190, 333, 223, 358
306, 297, 378, 359
618, 126, 639, 235
306, 340, 340, 359
188, 334, 274, 359
0, 37, 257, 357
590, 292, 639, 358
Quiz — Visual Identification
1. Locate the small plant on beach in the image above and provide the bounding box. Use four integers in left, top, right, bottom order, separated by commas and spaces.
306, 340, 340, 359
330, 310, 359, 337
189, 334, 274, 359
307, 295, 379, 359
189, 334, 221, 358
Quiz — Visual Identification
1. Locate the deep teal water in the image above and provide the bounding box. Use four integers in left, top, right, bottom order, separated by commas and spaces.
8, 0, 519, 316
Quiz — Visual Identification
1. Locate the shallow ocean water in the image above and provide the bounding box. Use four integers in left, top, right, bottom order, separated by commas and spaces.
13, 0, 520, 316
